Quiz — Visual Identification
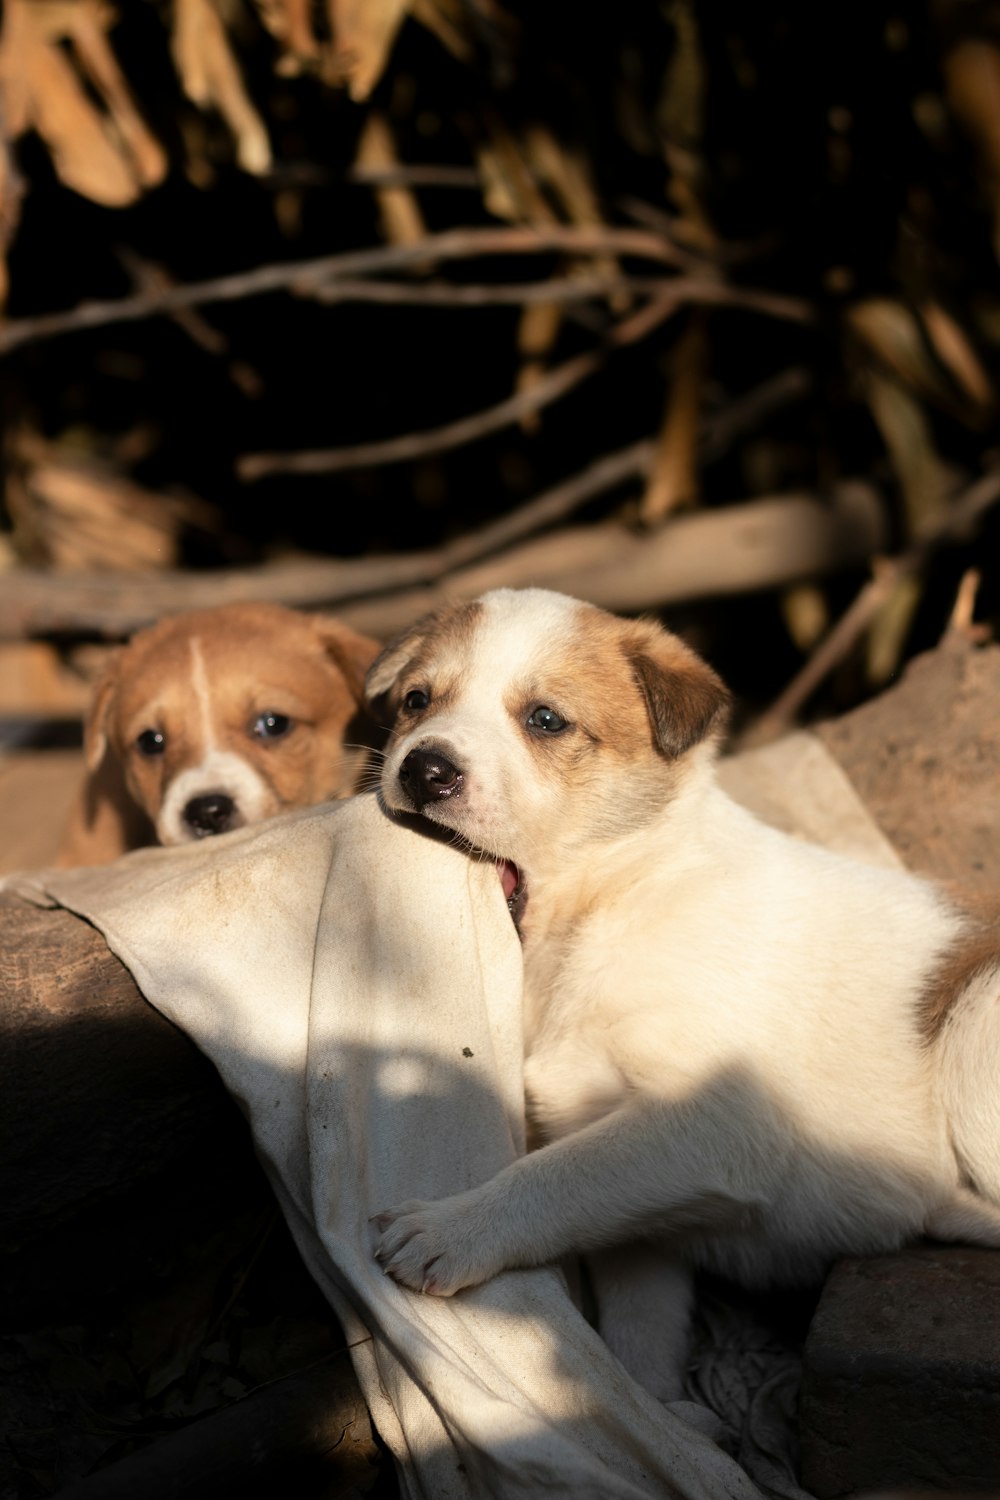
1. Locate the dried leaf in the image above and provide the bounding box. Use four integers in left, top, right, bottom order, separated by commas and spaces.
7, 435, 217, 572
517, 300, 561, 361
356, 111, 427, 246
172, 0, 272, 174
514, 300, 562, 433
327, 0, 411, 102
657, 0, 705, 149
253, 0, 321, 71
656, 0, 716, 252
862, 368, 953, 537
848, 297, 993, 423
523, 124, 627, 305
473, 110, 558, 225
943, 39, 1000, 261
781, 584, 830, 653
866, 570, 923, 687
0, 0, 143, 205
409, 0, 473, 63
639, 312, 706, 524
62, 0, 168, 190
0, 135, 23, 309
526, 126, 601, 225
920, 300, 995, 409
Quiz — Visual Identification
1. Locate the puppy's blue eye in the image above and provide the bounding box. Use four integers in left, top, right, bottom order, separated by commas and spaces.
404, 689, 430, 712
526, 706, 566, 734
136, 728, 165, 756
253, 711, 292, 739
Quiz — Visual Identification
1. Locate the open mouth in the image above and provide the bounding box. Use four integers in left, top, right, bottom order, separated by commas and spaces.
498, 858, 527, 927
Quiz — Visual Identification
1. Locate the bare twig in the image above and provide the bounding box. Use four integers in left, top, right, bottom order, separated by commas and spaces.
241, 285, 812, 481
0, 224, 813, 356
310, 274, 663, 307
0, 225, 697, 356
237, 295, 681, 479
346, 163, 482, 189
746, 467, 1000, 744
943, 567, 990, 645
699, 366, 813, 463
438, 440, 654, 566
115, 245, 263, 398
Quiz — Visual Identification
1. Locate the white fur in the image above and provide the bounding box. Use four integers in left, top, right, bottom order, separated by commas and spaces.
370, 587, 1000, 1399
156, 749, 269, 845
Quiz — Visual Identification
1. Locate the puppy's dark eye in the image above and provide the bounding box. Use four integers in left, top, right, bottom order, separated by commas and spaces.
403, 688, 430, 712
526, 705, 567, 735
136, 728, 166, 757
253, 711, 292, 739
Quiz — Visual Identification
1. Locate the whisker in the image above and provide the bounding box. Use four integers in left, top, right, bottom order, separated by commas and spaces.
351, 772, 385, 794
343, 742, 388, 759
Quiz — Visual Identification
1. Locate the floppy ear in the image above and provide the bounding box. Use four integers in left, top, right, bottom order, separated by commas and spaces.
626, 624, 730, 759
364, 598, 483, 724
311, 615, 381, 705
82, 653, 123, 773
363, 621, 429, 724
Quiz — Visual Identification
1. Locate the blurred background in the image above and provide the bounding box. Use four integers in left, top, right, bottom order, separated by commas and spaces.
1, 0, 999, 852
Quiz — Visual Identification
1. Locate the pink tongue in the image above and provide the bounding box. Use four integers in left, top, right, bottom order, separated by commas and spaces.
498, 859, 520, 900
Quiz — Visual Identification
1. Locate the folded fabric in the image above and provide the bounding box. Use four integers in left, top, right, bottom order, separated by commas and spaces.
14, 735, 890, 1498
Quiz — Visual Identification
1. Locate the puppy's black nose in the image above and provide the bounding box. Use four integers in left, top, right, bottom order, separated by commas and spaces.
184, 792, 237, 837
399, 748, 463, 808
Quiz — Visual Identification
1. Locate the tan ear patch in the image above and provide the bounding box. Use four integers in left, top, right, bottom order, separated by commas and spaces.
82, 653, 123, 772
627, 629, 730, 758
310, 615, 381, 704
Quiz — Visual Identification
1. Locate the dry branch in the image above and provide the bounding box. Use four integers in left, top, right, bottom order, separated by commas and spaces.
0, 483, 885, 642
337, 480, 886, 636
0, 224, 697, 354
0, 223, 812, 355
747, 467, 1000, 745
311, 272, 659, 306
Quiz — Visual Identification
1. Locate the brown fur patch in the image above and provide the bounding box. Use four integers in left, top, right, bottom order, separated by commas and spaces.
501, 611, 659, 767
622, 619, 730, 758
920, 887, 1000, 1041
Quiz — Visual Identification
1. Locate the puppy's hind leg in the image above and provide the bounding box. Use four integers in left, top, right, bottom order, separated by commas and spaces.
587, 1244, 694, 1403
934, 960, 1000, 1214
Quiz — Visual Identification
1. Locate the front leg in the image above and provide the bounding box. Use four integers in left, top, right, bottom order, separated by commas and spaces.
373, 1088, 779, 1295
587, 1245, 694, 1402
372, 1188, 510, 1295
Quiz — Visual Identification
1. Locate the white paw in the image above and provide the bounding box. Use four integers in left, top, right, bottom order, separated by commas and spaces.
371, 1194, 499, 1296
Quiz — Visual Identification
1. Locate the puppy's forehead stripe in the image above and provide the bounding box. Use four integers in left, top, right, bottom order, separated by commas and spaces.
189, 637, 216, 751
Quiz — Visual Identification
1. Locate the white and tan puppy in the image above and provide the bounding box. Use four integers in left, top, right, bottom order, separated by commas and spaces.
366, 586, 1000, 1400
59, 601, 380, 866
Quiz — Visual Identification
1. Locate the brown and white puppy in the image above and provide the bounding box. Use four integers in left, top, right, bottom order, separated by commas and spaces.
58, 601, 381, 866
366, 586, 1000, 1401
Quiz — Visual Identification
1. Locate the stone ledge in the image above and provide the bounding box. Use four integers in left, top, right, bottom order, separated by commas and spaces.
799, 1246, 1000, 1496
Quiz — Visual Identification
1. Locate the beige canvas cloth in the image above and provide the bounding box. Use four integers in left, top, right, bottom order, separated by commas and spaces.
11, 736, 896, 1499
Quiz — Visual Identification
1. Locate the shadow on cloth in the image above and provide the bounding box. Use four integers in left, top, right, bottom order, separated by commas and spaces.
11, 792, 826, 1500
